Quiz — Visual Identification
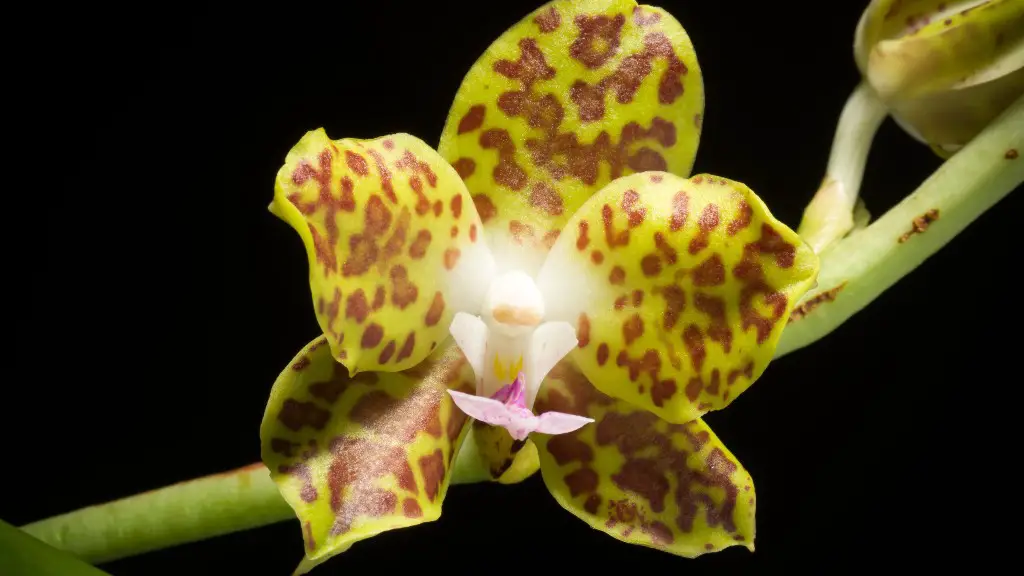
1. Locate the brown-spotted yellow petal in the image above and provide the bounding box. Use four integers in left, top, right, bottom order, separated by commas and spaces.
536, 172, 819, 424
272, 129, 495, 375
260, 337, 476, 574
438, 0, 704, 274
533, 361, 755, 556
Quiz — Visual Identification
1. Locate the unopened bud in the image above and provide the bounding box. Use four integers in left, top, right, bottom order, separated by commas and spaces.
855, 0, 1024, 156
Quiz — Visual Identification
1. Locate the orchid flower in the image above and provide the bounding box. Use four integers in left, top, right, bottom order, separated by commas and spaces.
258, 1, 819, 573
15, 2, 1021, 571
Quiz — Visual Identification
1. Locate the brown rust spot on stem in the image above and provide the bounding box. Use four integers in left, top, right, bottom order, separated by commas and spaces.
1006, 149, 1019, 160
898, 209, 940, 243
788, 281, 848, 323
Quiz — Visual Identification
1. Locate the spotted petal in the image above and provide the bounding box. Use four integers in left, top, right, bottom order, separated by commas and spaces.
438, 0, 704, 275
260, 337, 476, 574
537, 171, 819, 423
272, 129, 495, 375
533, 361, 755, 555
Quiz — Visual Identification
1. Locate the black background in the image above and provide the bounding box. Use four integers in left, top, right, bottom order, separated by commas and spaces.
14, 1, 1021, 573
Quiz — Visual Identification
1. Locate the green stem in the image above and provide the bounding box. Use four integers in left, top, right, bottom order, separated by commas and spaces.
20, 464, 292, 565
21, 452, 494, 565
1, 519, 112, 575
797, 82, 889, 253
777, 92, 1024, 358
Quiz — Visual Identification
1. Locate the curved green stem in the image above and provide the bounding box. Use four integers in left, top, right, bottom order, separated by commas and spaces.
21, 451, 494, 565
1, 519, 111, 575
777, 92, 1024, 358
797, 81, 889, 253
20, 464, 292, 565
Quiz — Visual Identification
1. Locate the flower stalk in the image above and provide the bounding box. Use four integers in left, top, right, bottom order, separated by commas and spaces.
19, 464, 292, 565
19, 456, 500, 566
1, 519, 112, 576
796, 81, 888, 253
777, 91, 1023, 358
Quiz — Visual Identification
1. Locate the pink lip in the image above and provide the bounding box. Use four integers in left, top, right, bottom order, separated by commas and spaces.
447, 371, 595, 441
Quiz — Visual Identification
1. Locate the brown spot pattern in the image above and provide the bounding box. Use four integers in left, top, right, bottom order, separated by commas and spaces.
688, 204, 720, 254
443, 7, 698, 259
473, 194, 497, 222
280, 133, 481, 374
610, 266, 626, 284
577, 220, 591, 250
570, 30, 688, 121
346, 289, 370, 323
453, 158, 476, 179
898, 209, 940, 243
390, 265, 418, 309
361, 324, 384, 349
409, 230, 432, 259
444, 248, 461, 270
425, 292, 445, 326
529, 182, 564, 215
289, 148, 357, 276
264, 341, 475, 557
534, 6, 561, 33
789, 282, 847, 323
534, 364, 752, 551
378, 341, 396, 364
549, 172, 815, 420
458, 105, 486, 134
578, 313, 592, 348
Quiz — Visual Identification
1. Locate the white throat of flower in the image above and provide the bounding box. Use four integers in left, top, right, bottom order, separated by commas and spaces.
449, 269, 578, 411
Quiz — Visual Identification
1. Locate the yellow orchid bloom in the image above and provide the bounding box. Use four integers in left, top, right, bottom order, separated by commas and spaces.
259, 0, 819, 573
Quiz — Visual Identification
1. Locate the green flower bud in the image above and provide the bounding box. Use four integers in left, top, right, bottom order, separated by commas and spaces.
855, 0, 1024, 156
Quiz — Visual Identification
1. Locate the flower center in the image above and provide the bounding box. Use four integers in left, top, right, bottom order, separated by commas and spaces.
478, 270, 548, 407
449, 268, 577, 412
482, 270, 545, 331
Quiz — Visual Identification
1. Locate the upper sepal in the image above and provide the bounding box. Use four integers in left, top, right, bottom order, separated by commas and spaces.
536, 171, 819, 423
273, 129, 495, 375
438, 0, 704, 274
